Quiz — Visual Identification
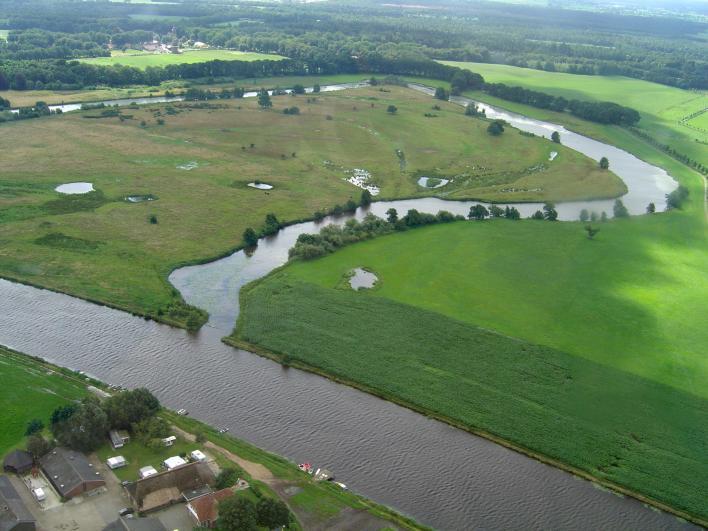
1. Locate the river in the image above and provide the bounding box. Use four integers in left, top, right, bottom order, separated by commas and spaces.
0, 84, 695, 530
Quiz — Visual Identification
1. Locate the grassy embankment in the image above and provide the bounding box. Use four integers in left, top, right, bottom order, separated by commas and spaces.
0, 346, 426, 530
0, 86, 619, 327
441, 61, 708, 166
79, 49, 286, 69
230, 73, 708, 524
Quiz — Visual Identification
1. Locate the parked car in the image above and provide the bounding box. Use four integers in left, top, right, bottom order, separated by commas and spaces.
118, 507, 134, 516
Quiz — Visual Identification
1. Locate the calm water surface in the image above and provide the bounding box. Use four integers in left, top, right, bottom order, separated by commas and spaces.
0, 83, 693, 530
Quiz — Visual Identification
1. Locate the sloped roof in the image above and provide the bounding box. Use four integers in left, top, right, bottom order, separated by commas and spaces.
0, 475, 35, 531
189, 488, 234, 524
2, 450, 33, 473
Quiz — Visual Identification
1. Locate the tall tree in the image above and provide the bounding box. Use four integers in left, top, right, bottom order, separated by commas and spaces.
551, 131, 561, 143
599, 157, 610, 170
218, 496, 257, 531
257, 88, 272, 109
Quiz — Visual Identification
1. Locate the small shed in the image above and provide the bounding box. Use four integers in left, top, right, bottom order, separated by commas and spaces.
3, 449, 34, 474
163, 456, 187, 471
190, 450, 207, 463
107, 456, 127, 470
139, 466, 158, 479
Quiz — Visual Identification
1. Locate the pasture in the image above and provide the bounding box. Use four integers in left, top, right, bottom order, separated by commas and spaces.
0, 347, 88, 455
0, 86, 619, 327
442, 61, 708, 165
80, 49, 286, 69
233, 270, 708, 523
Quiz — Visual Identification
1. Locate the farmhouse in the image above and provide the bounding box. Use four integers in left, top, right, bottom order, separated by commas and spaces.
39, 448, 105, 500
125, 462, 214, 513
3, 450, 33, 475
186, 488, 234, 528
0, 475, 36, 531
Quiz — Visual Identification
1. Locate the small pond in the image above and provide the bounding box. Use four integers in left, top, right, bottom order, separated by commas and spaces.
349, 268, 378, 290
248, 182, 274, 190
54, 182, 94, 194
125, 195, 157, 203
417, 176, 449, 189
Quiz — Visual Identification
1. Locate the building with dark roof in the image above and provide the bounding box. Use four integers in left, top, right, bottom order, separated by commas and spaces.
2, 451, 33, 475
103, 516, 167, 531
0, 475, 36, 531
39, 448, 105, 500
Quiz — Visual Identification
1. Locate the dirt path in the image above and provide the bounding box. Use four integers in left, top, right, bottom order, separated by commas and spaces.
171, 425, 274, 481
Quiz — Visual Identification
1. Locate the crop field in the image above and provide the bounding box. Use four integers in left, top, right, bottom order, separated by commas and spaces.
0, 86, 620, 327
80, 49, 286, 69
233, 271, 708, 522
442, 61, 708, 165
0, 347, 88, 455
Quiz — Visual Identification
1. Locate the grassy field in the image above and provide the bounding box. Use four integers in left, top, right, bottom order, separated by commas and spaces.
80, 49, 286, 69
0, 74, 369, 108
0, 347, 88, 455
0, 86, 618, 327
442, 61, 708, 165
0, 29, 8, 41
95, 434, 200, 481
233, 272, 708, 523
231, 72, 708, 523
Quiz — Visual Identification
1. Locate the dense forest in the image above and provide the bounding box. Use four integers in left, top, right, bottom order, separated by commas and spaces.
0, 0, 706, 91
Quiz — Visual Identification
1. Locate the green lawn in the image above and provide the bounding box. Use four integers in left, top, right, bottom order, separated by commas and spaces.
95, 434, 200, 481
0, 29, 8, 41
442, 61, 708, 165
0, 86, 618, 328
0, 347, 88, 455
80, 49, 286, 69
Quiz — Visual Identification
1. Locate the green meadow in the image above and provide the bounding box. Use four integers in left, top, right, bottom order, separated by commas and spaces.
0, 86, 617, 327
442, 61, 708, 165
80, 49, 285, 69
231, 69, 708, 524
0, 347, 88, 455
233, 270, 708, 523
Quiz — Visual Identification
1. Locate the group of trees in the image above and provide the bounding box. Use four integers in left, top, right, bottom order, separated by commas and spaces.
242, 213, 283, 248
483, 83, 640, 125
218, 495, 291, 530
30, 387, 163, 455
289, 208, 466, 260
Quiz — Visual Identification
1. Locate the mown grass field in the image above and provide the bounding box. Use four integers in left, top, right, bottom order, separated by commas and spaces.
442, 61, 708, 165
0, 347, 88, 455
233, 272, 708, 523
80, 49, 285, 69
0, 86, 618, 326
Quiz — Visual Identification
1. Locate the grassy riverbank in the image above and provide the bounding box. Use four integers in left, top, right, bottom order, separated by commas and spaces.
0, 85, 619, 328
442, 61, 707, 166
0, 346, 426, 530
